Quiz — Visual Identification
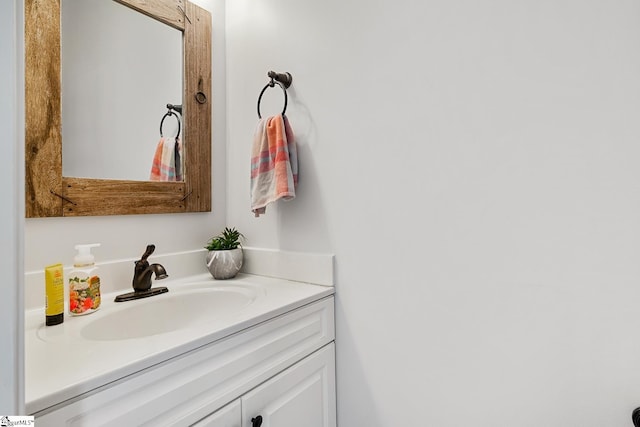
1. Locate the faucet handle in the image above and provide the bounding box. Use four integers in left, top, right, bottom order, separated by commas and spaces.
139, 244, 156, 262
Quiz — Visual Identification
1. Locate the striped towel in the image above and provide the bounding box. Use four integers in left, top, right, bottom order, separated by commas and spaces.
150, 137, 182, 181
251, 114, 298, 217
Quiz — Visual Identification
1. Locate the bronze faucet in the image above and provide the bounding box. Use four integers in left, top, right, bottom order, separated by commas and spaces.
133, 244, 168, 291
115, 244, 169, 302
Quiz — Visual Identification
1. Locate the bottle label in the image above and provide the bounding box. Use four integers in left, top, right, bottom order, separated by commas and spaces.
69, 273, 101, 315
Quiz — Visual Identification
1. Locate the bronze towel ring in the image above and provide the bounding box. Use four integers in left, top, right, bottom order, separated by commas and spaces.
257, 71, 293, 119
160, 104, 182, 138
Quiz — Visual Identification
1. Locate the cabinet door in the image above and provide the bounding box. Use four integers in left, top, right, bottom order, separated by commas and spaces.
192, 400, 241, 427
242, 343, 336, 427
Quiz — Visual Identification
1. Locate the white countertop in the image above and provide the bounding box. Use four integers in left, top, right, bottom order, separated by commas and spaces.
25, 273, 334, 415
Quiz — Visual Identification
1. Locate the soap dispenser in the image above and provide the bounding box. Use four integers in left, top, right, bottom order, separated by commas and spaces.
69, 243, 101, 316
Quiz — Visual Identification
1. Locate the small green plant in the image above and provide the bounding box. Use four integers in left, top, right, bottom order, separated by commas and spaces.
205, 227, 244, 251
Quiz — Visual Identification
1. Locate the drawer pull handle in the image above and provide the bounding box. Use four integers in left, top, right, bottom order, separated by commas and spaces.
251, 415, 263, 427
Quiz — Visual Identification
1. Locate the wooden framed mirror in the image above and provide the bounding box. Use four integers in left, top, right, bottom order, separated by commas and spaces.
25, 0, 211, 217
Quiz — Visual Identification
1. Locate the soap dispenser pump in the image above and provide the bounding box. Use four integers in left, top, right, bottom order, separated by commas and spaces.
69, 243, 101, 316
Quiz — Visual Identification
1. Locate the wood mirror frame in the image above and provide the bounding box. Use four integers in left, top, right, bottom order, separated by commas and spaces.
25, 0, 211, 217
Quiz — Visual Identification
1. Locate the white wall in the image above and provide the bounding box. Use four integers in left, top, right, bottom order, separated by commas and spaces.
24, 0, 227, 274
226, 0, 640, 425
1, 0, 24, 415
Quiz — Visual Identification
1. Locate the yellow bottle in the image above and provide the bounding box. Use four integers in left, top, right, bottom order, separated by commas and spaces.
45, 263, 64, 326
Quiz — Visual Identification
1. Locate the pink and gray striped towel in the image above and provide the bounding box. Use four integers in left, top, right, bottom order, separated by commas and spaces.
150, 136, 182, 181
250, 114, 298, 217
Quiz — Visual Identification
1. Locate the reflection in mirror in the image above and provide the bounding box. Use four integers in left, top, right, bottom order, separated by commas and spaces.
61, 0, 183, 181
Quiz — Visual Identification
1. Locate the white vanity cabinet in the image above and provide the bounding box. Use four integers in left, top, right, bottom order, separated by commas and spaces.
33, 296, 335, 427
195, 343, 336, 427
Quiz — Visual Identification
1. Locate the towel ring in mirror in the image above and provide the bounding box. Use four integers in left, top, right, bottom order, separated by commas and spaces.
160, 111, 181, 138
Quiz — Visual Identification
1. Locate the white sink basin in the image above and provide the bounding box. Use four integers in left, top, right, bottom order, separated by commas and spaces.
80, 285, 257, 341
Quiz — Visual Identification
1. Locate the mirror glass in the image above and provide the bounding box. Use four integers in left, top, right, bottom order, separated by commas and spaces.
61, 0, 183, 181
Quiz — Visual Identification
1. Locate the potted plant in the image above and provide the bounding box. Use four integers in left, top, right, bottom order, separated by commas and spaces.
205, 227, 244, 279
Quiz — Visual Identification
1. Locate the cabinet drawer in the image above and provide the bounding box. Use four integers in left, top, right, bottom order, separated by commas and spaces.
192, 400, 241, 427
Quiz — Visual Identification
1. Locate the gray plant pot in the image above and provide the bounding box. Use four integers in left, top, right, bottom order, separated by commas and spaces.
206, 248, 243, 280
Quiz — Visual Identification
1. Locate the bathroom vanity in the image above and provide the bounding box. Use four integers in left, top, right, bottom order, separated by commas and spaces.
25, 274, 336, 426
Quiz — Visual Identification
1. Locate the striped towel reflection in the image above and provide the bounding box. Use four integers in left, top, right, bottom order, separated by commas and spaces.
150, 137, 182, 181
